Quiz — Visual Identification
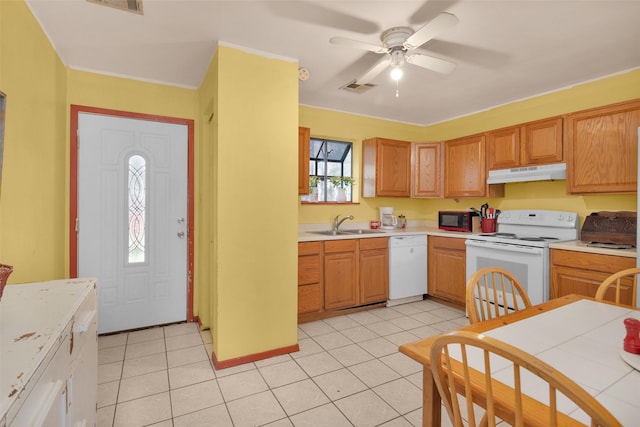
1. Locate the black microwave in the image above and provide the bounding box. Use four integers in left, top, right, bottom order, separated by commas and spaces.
438, 211, 474, 232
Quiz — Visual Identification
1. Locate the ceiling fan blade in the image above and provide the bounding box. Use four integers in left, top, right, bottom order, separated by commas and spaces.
355, 57, 391, 85
330, 37, 388, 54
268, 2, 380, 34
406, 53, 457, 75
404, 12, 459, 50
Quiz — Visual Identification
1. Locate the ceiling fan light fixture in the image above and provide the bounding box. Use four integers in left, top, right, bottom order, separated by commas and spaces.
390, 67, 403, 81
390, 49, 405, 67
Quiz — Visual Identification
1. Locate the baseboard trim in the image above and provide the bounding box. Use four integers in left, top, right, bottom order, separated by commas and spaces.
212, 344, 300, 370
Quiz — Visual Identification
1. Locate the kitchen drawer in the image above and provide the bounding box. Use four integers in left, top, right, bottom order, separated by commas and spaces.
298, 283, 323, 314
359, 237, 388, 250
298, 253, 322, 285
324, 239, 358, 253
550, 249, 634, 273
298, 241, 322, 256
9, 324, 72, 426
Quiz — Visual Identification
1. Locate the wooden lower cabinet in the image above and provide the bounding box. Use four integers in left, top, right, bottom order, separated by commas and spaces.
550, 249, 635, 305
298, 238, 388, 322
297, 241, 323, 315
324, 239, 359, 310
360, 237, 389, 304
428, 236, 467, 305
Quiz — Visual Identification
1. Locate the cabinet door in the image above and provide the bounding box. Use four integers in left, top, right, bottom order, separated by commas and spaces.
324, 251, 359, 310
298, 127, 310, 195
412, 142, 443, 198
324, 240, 358, 310
487, 126, 520, 170
428, 236, 466, 304
360, 238, 389, 305
521, 117, 563, 165
362, 138, 411, 197
566, 100, 640, 194
444, 134, 486, 198
550, 265, 612, 300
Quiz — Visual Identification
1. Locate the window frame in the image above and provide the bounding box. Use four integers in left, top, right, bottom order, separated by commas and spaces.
305, 137, 354, 204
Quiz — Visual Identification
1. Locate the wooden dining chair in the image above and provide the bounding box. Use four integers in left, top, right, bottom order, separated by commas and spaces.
466, 267, 532, 324
430, 330, 622, 427
595, 267, 639, 308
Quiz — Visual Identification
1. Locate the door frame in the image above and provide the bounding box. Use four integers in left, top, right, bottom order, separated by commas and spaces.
69, 105, 195, 323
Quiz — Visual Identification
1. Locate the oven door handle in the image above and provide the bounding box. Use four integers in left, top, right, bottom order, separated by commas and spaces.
465, 239, 545, 255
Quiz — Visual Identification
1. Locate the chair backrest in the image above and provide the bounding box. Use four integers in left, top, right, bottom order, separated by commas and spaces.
466, 267, 532, 324
595, 267, 639, 308
430, 330, 622, 427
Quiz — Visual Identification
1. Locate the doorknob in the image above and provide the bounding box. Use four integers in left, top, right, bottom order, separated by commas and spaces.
177, 231, 185, 238
177, 217, 185, 224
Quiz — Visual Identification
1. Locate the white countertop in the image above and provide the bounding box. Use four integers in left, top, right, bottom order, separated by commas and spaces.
298, 220, 475, 242
300, 221, 638, 259
0, 278, 97, 421
550, 240, 636, 258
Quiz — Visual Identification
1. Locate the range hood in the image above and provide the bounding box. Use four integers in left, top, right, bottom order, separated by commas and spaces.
487, 163, 567, 184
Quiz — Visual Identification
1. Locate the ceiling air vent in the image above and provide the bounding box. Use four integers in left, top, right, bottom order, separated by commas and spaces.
340, 81, 376, 94
87, 0, 143, 15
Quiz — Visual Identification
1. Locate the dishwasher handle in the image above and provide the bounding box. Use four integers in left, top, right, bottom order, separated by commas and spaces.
389, 235, 427, 248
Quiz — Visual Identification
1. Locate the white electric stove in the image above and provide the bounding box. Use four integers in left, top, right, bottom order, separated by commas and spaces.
465, 210, 579, 305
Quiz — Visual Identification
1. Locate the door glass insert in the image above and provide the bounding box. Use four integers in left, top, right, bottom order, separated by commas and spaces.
128, 154, 146, 263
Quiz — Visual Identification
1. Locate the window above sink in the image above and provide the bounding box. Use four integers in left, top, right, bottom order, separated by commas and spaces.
301, 137, 354, 204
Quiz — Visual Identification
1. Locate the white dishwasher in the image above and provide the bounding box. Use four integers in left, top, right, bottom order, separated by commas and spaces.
388, 235, 428, 307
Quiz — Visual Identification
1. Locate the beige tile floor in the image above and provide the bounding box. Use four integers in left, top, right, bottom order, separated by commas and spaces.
97, 298, 467, 427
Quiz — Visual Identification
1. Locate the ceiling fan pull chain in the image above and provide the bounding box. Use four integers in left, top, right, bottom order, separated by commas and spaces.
395, 80, 400, 98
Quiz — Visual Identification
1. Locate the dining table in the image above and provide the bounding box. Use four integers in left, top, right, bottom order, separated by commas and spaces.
399, 294, 640, 426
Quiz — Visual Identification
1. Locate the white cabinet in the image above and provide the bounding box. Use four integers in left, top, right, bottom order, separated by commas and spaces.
0, 278, 97, 427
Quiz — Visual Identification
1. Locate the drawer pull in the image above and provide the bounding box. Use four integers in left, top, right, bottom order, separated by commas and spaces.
74, 310, 96, 333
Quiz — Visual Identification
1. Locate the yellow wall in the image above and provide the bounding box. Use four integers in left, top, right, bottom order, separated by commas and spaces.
298, 69, 640, 226
298, 107, 428, 224
206, 46, 299, 361
2, 0, 638, 365
0, 0, 68, 283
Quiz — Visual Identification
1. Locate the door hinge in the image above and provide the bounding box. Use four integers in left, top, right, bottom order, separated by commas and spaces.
76, 129, 80, 149
75, 218, 79, 232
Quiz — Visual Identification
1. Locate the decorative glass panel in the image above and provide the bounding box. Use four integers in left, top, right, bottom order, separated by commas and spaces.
128, 155, 146, 263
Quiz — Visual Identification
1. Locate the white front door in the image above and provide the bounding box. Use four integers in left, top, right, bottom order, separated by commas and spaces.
77, 113, 188, 334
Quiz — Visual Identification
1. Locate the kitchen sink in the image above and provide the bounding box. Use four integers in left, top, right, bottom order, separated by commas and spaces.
308, 229, 386, 236
309, 230, 352, 236
341, 229, 386, 235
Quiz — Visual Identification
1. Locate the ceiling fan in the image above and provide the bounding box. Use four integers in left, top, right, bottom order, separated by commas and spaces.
330, 12, 459, 85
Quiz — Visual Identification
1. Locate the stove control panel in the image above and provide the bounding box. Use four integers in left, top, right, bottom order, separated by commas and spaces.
498, 210, 578, 229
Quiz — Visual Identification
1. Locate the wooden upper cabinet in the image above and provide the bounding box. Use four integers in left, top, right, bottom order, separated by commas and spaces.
487, 126, 520, 170
412, 142, 443, 198
298, 127, 310, 195
566, 99, 640, 194
362, 138, 411, 197
487, 117, 563, 171
521, 117, 563, 165
445, 134, 497, 198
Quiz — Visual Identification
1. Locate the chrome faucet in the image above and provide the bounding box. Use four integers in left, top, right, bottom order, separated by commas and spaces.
333, 214, 354, 231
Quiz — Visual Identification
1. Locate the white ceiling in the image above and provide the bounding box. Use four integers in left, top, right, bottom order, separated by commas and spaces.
25, 0, 640, 126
